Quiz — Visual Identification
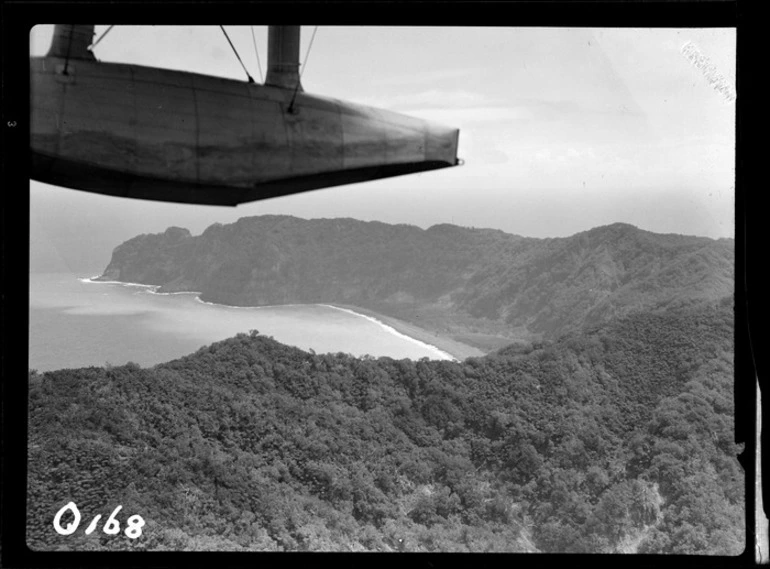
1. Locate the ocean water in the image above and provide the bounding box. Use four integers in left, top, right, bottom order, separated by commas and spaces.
28, 272, 454, 372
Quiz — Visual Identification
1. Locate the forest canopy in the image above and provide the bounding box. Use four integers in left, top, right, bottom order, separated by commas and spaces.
27, 298, 742, 553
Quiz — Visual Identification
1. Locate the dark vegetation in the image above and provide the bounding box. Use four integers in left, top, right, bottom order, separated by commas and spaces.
27, 298, 742, 553
98, 216, 734, 348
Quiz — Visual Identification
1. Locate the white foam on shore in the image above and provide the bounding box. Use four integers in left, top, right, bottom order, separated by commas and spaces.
319, 304, 458, 362
81, 276, 201, 296
194, 297, 307, 310
194, 298, 457, 361
81, 277, 457, 361
79, 276, 159, 290
149, 290, 202, 296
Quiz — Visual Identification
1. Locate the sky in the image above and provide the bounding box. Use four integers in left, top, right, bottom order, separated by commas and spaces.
29, 26, 736, 273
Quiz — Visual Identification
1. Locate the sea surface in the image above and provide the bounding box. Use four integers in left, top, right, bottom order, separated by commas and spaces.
28, 272, 454, 372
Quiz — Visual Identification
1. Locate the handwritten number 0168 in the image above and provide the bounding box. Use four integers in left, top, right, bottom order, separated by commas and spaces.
53, 502, 145, 539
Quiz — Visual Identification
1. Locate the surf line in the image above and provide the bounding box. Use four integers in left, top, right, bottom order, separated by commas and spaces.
80, 276, 201, 296
148, 289, 202, 296
318, 304, 458, 362
194, 297, 309, 310
80, 277, 455, 361
79, 276, 159, 289
193, 297, 457, 361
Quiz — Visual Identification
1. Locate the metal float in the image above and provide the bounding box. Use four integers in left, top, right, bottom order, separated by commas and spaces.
30, 25, 460, 205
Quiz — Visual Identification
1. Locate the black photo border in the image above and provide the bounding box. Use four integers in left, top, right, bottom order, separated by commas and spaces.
2, 1, 760, 567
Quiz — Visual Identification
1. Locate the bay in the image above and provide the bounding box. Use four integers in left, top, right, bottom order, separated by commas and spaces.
28, 272, 454, 372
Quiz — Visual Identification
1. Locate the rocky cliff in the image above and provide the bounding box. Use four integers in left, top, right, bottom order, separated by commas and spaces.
99, 216, 734, 344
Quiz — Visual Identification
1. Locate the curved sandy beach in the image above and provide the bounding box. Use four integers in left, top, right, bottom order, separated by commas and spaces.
325, 304, 485, 361
82, 276, 482, 361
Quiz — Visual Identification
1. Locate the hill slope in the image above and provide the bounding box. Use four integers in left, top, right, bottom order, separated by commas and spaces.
27, 299, 742, 553
98, 217, 734, 348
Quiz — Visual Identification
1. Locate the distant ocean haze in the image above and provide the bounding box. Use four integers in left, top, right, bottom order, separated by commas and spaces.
28, 273, 454, 372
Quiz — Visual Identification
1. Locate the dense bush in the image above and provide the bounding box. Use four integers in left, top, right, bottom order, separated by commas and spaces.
27, 300, 742, 553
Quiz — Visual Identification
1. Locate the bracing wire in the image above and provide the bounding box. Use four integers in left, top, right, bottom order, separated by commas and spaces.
299, 25, 318, 80
88, 25, 115, 52
250, 26, 264, 83
220, 25, 255, 83
288, 26, 318, 112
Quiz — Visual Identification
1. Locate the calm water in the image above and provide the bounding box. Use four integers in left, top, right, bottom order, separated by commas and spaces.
29, 273, 453, 372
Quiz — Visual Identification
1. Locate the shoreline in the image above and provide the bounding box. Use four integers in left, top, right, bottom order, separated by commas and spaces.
318, 304, 458, 362
327, 303, 485, 361
81, 276, 159, 289
80, 276, 482, 361
83, 276, 203, 296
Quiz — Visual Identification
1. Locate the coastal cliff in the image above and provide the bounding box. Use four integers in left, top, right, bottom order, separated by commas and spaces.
99, 216, 734, 349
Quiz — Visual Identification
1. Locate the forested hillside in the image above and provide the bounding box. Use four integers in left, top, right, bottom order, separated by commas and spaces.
27, 298, 742, 553
98, 217, 734, 348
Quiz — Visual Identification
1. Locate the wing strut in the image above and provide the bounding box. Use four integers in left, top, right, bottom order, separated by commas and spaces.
264, 25, 302, 91
47, 25, 96, 61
